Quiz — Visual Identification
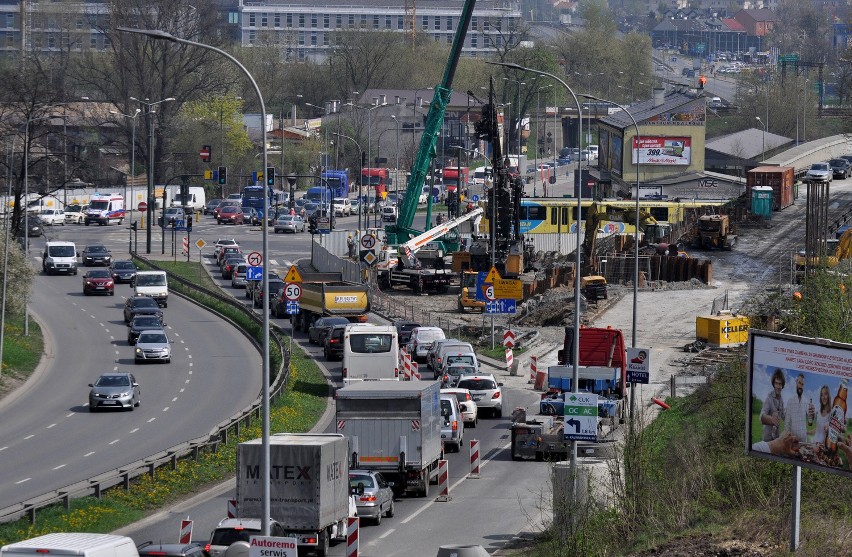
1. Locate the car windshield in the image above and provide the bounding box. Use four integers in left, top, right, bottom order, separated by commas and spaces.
136, 274, 166, 286
87, 246, 108, 254
132, 317, 162, 328
812, 164, 830, 171
48, 245, 75, 257
210, 528, 260, 546
133, 297, 159, 308
88, 270, 111, 278
113, 261, 135, 270
448, 365, 476, 376
216, 239, 236, 246
96, 375, 130, 387
457, 378, 496, 391
138, 332, 167, 343
446, 355, 475, 366
67, 205, 83, 213
349, 333, 393, 353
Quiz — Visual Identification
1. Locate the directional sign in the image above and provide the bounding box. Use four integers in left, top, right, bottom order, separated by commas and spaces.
626, 347, 651, 384
485, 299, 516, 314
360, 234, 377, 250
484, 266, 501, 283
285, 301, 301, 315
563, 393, 598, 442
472, 194, 480, 202
246, 251, 263, 266
246, 266, 263, 281
195, 239, 206, 250
284, 283, 302, 301
493, 278, 523, 300
283, 265, 303, 283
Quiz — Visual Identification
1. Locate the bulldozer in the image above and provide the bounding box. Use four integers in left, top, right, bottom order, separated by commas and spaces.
690, 214, 736, 250
457, 270, 486, 312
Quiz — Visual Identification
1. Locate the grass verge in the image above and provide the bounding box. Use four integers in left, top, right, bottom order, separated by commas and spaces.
0, 314, 44, 400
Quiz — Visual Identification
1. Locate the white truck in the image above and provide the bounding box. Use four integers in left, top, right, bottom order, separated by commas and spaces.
235, 434, 352, 557
85, 193, 125, 226
132, 270, 169, 307
0, 534, 139, 557
336, 381, 442, 497
168, 185, 206, 214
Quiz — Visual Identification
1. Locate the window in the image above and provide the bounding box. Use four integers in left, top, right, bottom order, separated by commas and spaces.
373, 15, 379, 29
524, 206, 546, 221
447, 34, 452, 44
551, 207, 568, 226
311, 32, 317, 45
421, 15, 427, 30
274, 14, 280, 27
249, 13, 256, 27
90, 33, 97, 49
385, 15, 391, 29
336, 15, 342, 28
260, 13, 266, 27
483, 19, 490, 31
7, 14, 14, 28
298, 31, 304, 45
360, 14, 367, 26
433, 17, 440, 30
324, 14, 329, 28
349, 14, 355, 26
348, 333, 392, 354
323, 32, 329, 46
299, 14, 305, 27
446, 16, 453, 31
398, 16, 404, 29
229, 12, 239, 24
311, 14, 317, 28
286, 14, 292, 27
471, 34, 477, 48
470, 16, 478, 31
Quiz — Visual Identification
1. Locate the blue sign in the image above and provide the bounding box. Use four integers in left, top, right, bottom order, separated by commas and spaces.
285, 301, 300, 315
485, 299, 516, 314
246, 266, 263, 281
175, 220, 185, 229
472, 194, 480, 202
474, 272, 488, 302
627, 370, 650, 384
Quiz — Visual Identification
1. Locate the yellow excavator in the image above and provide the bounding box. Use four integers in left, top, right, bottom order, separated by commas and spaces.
581, 202, 670, 274
794, 227, 852, 277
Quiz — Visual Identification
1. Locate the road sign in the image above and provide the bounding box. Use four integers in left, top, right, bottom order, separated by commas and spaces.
182, 237, 189, 255
360, 250, 377, 266
195, 239, 206, 250
138, 201, 148, 212
485, 299, 516, 314
474, 271, 488, 302
316, 216, 331, 233
248, 537, 297, 557
562, 393, 599, 442
175, 219, 185, 229
179, 519, 193, 544
285, 301, 300, 315
472, 194, 480, 202
484, 266, 501, 283
246, 251, 263, 266
626, 347, 651, 384
246, 266, 263, 281
283, 265, 303, 283
199, 145, 211, 161
503, 329, 516, 348
493, 278, 523, 300
360, 234, 377, 250
284, 283, 302, 301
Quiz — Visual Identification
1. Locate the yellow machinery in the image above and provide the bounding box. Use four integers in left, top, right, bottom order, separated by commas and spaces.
793, 227, 852, 276
458, 270, 486, 312
696, 310, 749, 347
582, 202, 669, 274
691, 214, 736, 250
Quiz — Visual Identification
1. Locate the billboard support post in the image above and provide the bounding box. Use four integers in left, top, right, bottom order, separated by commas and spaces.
790, 466, 801, 552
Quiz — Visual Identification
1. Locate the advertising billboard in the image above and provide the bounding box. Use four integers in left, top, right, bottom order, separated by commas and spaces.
747, 330, 852, 478
631, 137, 692, 165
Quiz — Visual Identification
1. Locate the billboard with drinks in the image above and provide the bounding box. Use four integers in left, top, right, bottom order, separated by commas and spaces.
747, 330, 852, 478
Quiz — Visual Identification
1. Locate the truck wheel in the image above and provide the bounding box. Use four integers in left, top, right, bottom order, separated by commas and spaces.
316, 529, 330, 557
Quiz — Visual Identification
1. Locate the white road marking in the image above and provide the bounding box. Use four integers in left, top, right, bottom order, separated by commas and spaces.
84, 451, 95, 456
110, 336, 114, 340
172, 397, 178, 402
147, 418, 156, 423
46, 423, 56, 429
24, 435, 34, 440
163, 407, 170, 412
15, 478, 31, 484
130, 428, 139, 433
179, 388, 185, 393
0, 446, 7, 452
109, 439, 120, 445
378, 529, 395, 540
188, 355, 192, 359
66, 413, 74, 417
52, 464, 66, 470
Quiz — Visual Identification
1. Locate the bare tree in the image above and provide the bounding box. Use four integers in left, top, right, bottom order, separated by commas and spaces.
328, 30, 406, 101
767, 0, 832, 63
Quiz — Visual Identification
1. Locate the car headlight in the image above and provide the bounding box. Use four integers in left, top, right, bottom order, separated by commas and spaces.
135, 348, 142, 355
120, 391, 131, 397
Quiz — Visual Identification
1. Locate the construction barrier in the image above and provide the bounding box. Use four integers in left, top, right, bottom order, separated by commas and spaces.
411, 361, 420, 380
529, 356, 537, 383
469, 439, 481, 479
347, 517, 359, 557
534, 369, 547, 391
505, 348, 513, 370
179, 520, 193, 544
436, 459, 450, 501
402, 351, 412, 380
227, 499, 237, 518
503, 329, 516, 348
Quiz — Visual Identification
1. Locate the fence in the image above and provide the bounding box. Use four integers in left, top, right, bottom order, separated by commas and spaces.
0, 254, 290, 526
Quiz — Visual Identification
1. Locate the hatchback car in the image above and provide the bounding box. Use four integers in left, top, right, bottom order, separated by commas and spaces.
124, 295, 164, 323
81, 244, 112, 266
18, 217, 43, 237
221, 255, 245, 280
829, 158, 851, 179
160, 207, 184, 227
231, 263, 248, 288
241, 206, 260, 225
439, 393, 465, 452
381, 205, 398, 222
441, 387, 478, 427
456, 374, 504, 418
308, 316, 351, 344
127, 315, 166, 345
216, 245, 242, 266
137, 542, 210, 557
217, 205, 245, 225
213, 238, 238, 259
82, 269, 115, 296
395, 321, 422, 345
109, 260, 137, 284
135, 329, 172, 363
207, 518, 287, 557
441, 363, 478, 388
274, 214, 306, 233
203, 198, 223, 215
323, 324, 347, 361
349, 470, 395, 525
806, 162, 833, 183
88, 372, 140, 411
212, 201, 239, 219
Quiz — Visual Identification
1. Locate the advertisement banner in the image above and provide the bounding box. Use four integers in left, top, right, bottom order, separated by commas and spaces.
632, 137, 691, 165
747, 330, 852, 478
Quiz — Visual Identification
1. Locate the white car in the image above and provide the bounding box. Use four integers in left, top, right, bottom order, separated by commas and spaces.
456, 374, 504, 418
65, 204, 87, 224
441, 387, 478, 428
39, 208, 65, 225
806, 162, 833, 183
213, 237, 238, 259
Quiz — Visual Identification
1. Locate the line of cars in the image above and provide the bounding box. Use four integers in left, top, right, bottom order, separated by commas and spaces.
806, 155, 852, 183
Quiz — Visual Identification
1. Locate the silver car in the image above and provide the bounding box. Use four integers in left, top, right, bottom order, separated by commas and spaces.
88, 373, 140, 411
349, 470, 395, 525
134, 330, 172, 363
273, 214, 306, 233
456, 374, 504, 418
231, 263, 248, 288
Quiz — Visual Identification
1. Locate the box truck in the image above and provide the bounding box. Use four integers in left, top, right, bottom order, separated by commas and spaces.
1, 533, 139, 557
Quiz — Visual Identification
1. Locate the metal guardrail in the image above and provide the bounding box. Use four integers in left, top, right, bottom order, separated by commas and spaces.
0, 254, 290, 525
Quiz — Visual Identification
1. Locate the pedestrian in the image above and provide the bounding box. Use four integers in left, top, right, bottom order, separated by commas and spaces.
347, 234, 355, 259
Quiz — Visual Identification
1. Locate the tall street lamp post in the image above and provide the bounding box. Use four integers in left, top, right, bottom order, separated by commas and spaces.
332, 132, 363, 225
349, 100, 387, 231
391, 115, 401, 200
119, 26, 273, 535
129, 96, 175, 254
755, 116, 766, 162
503, 77, 525, 156
534, 84, 553, 198
111, 108, 141, 235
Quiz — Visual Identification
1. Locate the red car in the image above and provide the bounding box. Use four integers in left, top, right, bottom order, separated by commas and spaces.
212, 202, 239, 219
82, 269, 115, 296
217, 206, 245, 225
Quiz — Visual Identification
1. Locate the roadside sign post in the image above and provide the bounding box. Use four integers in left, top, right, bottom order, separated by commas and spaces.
562, 393, 599, 442
195, 238, 206, 264
283, 266, 303, 353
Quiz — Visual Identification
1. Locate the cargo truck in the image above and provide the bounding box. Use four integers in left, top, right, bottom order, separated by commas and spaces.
235, 434, 351, 557
335, 381, 442, 498
290, 272, 370, 332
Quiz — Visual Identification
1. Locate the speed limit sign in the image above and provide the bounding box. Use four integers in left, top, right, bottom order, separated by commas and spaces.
284, 283, 303, 301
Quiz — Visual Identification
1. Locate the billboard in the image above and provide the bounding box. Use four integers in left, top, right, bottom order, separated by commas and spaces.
747, 330, 852, 478
632, 136, 691, 165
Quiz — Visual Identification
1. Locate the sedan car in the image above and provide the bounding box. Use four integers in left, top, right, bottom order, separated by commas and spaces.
17, 217, 43, 237
441, 363, 478, 388
441, 387, 478, 427
82, 269, 115, 296
217, 206, 245, 225
241, 206, 261, 225
395, 321, 421, 345
349, 470, 395, 525
273, 214, 306, 233
160, 207, 184, 227
212, 201, 239, 219
134, 329, 172, 363
456, 374, 504, 418
109, 260, 137, 284
127, 315, 166, 345
221, 255, 245, 280
124, 295, 164, 324
81, 244, 112, 266
88, 372, 140, 411
204, 198, 223, 215
323, 324, 347, 361
829, 158, 851, 179
217, 245, 242, 266
308, 316, 351, 345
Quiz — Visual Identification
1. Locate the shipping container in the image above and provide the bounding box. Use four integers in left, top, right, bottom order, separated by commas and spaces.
746, 166, 795, 211
696, 313, 750, 347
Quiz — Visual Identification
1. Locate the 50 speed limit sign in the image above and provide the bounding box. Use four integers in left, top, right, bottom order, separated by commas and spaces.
284, 283, 303, 301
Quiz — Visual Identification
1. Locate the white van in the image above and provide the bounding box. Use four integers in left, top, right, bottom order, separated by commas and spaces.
42, 241, 78, 275
170, 186, 206, 214
132, 270, 169, 307
342, 324, 399, 385
0, 533, 139, 557
407, 326, 446, 362
333, 197, 352, 216
587, 145, 599, 159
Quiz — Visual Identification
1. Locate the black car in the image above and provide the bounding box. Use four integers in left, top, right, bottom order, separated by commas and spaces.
395, 321, 422, 345
124, 295, 164, 324
81, 244, 112, 266
829, 158, 851, 179
221, 254, 245, 280
308, 316, 351, 345
137, 542, 210, 557
204, 198, 223, 215
110, 260, 138, 283
127, 315, 167, 344
324, 324, 347, 360
17, 216, 43, 237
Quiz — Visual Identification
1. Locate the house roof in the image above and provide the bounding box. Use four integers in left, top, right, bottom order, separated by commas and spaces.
705, 128, 792, 160
598, 92, 700, 129
721, 18, 745, 32
738, 8, 780, 22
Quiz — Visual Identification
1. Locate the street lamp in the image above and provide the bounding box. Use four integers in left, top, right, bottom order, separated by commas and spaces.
110, 108, 141, 236
348, 100, 388, 231
129, 95, 176, 254
390, 115, 401, 200
332, 131, 363, 227
535, 84, 553, 197
755, 116, 766, 161
119, 26, 273, 535
503, 77, 525, 156
306, 101, 332, 174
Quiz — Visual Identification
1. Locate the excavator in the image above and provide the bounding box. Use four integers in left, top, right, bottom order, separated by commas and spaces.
581, 202, 671, 274
793, 227, 852, 280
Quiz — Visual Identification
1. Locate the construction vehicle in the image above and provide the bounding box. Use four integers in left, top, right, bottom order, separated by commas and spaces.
582, 202, 670, 275
457, 270, 486, 312
690, 214, 736, 250
290, 272, 370, 331
793, 226, 852, 279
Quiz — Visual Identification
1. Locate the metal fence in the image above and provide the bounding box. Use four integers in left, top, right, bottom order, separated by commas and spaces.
0, 255, 290, 526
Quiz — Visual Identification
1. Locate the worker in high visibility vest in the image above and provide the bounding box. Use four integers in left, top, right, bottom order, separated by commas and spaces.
698, 75, 707, 89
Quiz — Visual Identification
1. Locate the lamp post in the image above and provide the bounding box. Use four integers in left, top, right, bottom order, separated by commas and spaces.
503, 77, 525, 156
489, 61, 583, 476
110, 108, 141, 236
349, 100, 388, 231
534, 84, 553, 198
129, 95, 176, 254
391, 115, 401, 200
755, 116, 766, 161
332, 131, 363, 226
119, 26, 273, 535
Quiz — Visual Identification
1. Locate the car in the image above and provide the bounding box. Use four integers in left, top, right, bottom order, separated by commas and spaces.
294, 197, 310, 210
127, 314, 166, 345
829, 158, 851, 179
124, 295, 164, 323
300, 202, 319, 218
82, 269, 115, 296
266, 207, 287, 225
241, 206, 260, 225
203, 198, 223, 215
245, 270, 280, 301
88, 372, 140, 411
18, 216, 44, 237
308, 316, 351, 345
159, 207, 184, 227
349, 470, 395, 525
221, 255, 245, 280
381, 205, 398, 222
350, 198, 361, 216
109, 260, 137, 284
212, 201, 239, 219
231, 263, 248, 288
134, 329, 172, 363
207, 518, 287, 557
436, 351, 478, 378
806, 162, 833, 183
441, 363, 478, 388
39, 208, 65, 225
323, 324, 347, 360
64, 203, 87, 224
213, 238, 238, 259
394, 321, 421, 345
426, 338, 461, 372
439, 393, 465, 452
217, 205, 245, 225
441, 387, 478, 427
216, 245, 242, 266
455, 374, 504, 418
137, 542, 210, 557
253, 278, 286, 309
81, 244, 112, 266
273, 214, 306, 233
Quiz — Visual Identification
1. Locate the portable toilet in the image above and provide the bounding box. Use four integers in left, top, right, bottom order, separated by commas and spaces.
750, 186, 773, 220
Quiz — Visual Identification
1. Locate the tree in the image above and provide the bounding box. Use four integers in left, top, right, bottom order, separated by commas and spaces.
0, 235, 37, 317
767, 0, 832, 63
327, 30, 406, 101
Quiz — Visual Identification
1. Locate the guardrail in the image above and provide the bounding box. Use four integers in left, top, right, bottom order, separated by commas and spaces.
0, 254, 290, 525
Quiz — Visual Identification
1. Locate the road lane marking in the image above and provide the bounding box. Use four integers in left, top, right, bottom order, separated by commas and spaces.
147, 418, 156, 423
179, 388, 185, 392
47, 423, 56, 429
0, 446, 7, 452
172, 397, 178, 402
24, 434, 34, 440
163, 407, 170, 412
130, 428, 139, 433
66, 413, 73, 417
84, 451, 95, 456
52, 464, 66, 470
109, 439, 120, 445
15, 478, 31, 484
378, 529, 395, 539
